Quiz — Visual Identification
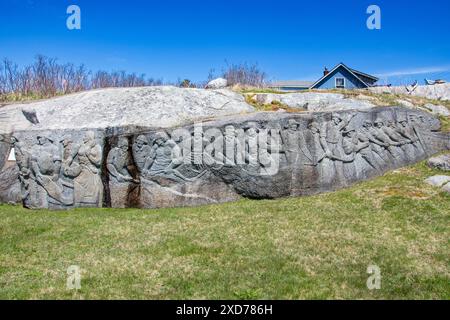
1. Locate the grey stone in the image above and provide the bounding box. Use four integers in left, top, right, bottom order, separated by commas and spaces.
205, 78, 228, 89
442, 182, 450, 193
11, 129, 105, 209
0, 86, 254, 135
370, 83, 450, 101
424, 175, 450, 187
422, 104, 450, 117
427, 154, 450, 171
7, 106, 450, 210
0, 165, 21, 204
252, 92, 375, 111
396, 99, 415, 108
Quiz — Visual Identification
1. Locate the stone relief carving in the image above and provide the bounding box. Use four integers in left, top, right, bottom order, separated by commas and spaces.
7, 107, 450, 210
107, 137, 137, 184
12, 130, 104, 209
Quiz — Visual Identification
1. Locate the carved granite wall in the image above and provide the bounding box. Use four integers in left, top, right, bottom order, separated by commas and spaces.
0, 134, 21, 203
8, 107, 450, 209
11, 130, 105, 209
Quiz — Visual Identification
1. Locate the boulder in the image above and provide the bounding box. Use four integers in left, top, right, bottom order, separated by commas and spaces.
205, 78, 228, 89
396, 99, 415, 108
442, 183, 450, 193
253, 92, 375, 111
422, 104, 450, 117
424, 175, 450, 187
427, 154, 450, 171
0, 86, 254, 135
8, 106, 450, 210
0, 165, 21, 204
369, 83, 450, 101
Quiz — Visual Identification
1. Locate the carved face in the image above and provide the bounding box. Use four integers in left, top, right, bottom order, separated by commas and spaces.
135, 136, 147, 148
363, 121, 372, 129
118, 138, 128, 151
399, 121, 407, 127
53, 159, 62, 173
375, 122, 383, 128
332, 116, 341, 125
247, 128, 257, 137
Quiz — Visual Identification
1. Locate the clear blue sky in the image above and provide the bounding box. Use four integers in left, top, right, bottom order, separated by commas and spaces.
1, 0, 449, 84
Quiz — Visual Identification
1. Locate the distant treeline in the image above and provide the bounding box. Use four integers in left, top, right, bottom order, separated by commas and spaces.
0, 55, 267, 101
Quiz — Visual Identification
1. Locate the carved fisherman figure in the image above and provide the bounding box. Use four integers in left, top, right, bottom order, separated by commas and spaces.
320, 113, 355, 184
29, 135, 59, 208
107, 137, 136, 183
71, 131, 103, 207
281, 119, 314, 193
133, 135, 153, 174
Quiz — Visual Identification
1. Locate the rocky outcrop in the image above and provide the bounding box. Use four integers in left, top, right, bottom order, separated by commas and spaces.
427, 154, 450, 171
0, 86, 255, 135
9, 106, 450, 210
252, 92, 376, 111
205, 78, 228, 89
369, 83, 450, 101
422, 104, 450, 117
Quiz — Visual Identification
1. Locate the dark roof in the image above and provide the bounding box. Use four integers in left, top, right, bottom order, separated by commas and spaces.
310, 63, 378, 89
349, 68, 379, 81
269, 80, 314, 88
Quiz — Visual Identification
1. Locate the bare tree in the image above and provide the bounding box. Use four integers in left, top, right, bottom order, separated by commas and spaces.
222, 61, 267, 87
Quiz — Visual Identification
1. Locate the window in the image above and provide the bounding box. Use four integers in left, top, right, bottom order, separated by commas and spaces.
335, 77, 345, 88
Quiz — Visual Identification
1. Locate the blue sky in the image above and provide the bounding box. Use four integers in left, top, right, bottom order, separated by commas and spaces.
1, 0, 449, 84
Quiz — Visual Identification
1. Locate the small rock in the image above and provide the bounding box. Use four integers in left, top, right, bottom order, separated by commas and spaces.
396, 99, 415, 108
442, 183, 450, 193
205, 78, 228, 89
424, 175, 450, 187
423, 103, 450, 117
427, 154, 450, 171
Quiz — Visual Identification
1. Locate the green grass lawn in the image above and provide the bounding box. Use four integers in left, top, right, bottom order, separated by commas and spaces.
0, 161, 449, 300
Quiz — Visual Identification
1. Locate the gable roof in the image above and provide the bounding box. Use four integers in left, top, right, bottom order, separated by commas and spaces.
310, 63, 378, 89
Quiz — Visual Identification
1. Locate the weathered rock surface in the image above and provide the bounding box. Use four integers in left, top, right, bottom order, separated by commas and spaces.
0, 134, 21, 204
442, 183, 450, 193
427, 154, 450, 171
205, 78, 228, 89
422, 103, 450, 117
0, 86, 254, 134
424, 175, 450, 187
9, 106, 450, 210
252, 92, 376, 111
0, 165, 21, 204
369, 83, 450, 101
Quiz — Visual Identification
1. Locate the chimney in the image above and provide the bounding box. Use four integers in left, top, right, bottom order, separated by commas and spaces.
323, 67, 329, 76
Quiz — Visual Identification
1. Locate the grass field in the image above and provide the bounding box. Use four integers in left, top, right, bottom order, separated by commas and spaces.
0, 161, 449, 300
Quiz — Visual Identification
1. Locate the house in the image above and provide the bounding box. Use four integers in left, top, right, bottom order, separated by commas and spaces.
269, 63, 378, 91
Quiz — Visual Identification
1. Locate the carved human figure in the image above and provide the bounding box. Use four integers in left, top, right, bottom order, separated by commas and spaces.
29, 135, 60, 207
396, 119, 420, 159
65, 131, 103, 207
222, 125, 237, 166
320, 113, 355, 184
281, 119, 313, 165
305, 121, 332, 187
244, 122, 259, 173
360, 120, 389, 165
280, 119, 314, 191
34, 153, 74, 207
133, 135, 153, 174
408, 114, 427, 155
107, 137, 137, 183
342, 128, 370, 179
371, 119, 401, 162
